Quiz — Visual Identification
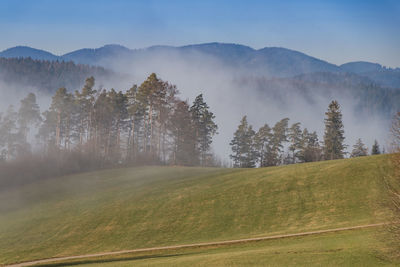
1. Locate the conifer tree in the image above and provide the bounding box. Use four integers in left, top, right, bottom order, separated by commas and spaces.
47, 88, 75, 150
126, 84, 141, 161
17, 93, 41, 143
255, 123, 272, 167
0, 106, 18, 160
371, 140, 381, 155
298, 129, 322, 162
108, 89, 128, 162
74, 76, 96, 148
287, 122, 302, 163
323, 100, 346, 160
1, 75, 221, 167
351, 138, 368, 157
93, 89, 114, 160
266, 118, 289, 166
190, 94, 218, 166
230, 116, 257, 168
169, 101, 196, 166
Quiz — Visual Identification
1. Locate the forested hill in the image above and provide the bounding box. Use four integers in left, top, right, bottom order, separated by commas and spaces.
1, 56, 399, 120
1, 43, 399, 88
0, 57, 115, 93
234, 71, 399, 120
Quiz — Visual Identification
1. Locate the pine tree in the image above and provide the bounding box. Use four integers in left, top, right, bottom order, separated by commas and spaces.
351, 138, 368, 157
255, 123, 272, 167
126, 84, 141, 162
17, 93, 41, 143
190, 94, 218, 166
37, 109, 57, 152
49, 88, 75, 149
0, 106, 18, 160
323, 100, 346, 160
287, 122, 302, 163
230, 116, 257, 168
93, 89, 114, 160
266, 118, 289, 166
107, 89, 128, 162
169, 101, 196, 166
298, 129, 322, 162
74, 76, 96, 148
137, 73, 166, 157
371, 140, 381, 155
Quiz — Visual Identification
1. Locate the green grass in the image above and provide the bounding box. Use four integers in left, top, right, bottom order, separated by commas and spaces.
0, 155, 394, 265
38, 228, 393, 267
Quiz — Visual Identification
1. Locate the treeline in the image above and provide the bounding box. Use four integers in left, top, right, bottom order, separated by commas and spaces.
243, 72, 400, 119
0, 57, 114, 92
0, 74, 219, 171
230, 100, 382, 168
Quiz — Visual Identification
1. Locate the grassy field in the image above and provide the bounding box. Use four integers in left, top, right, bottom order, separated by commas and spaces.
0, 155, 395, 265
37, 228, 393, 267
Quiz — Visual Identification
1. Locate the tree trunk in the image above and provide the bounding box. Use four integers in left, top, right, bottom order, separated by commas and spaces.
56, 111, 61, 148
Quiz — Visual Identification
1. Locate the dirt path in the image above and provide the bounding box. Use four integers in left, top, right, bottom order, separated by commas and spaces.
5, 223, 387, 267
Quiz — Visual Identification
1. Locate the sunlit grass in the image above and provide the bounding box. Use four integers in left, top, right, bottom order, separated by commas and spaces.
0, 155, 393, 265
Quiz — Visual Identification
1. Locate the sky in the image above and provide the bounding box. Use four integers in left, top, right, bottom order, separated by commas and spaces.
0, 0, 399, 67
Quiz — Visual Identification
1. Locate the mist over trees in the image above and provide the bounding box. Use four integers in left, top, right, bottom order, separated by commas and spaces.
0, 72, 390, 186
0, 74, 220, 185
229, 100, 381, 167
230, 116, 321, 167
0, 57, 114, 93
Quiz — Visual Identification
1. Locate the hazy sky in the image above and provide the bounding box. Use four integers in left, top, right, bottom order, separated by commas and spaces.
0, 0, 399, 67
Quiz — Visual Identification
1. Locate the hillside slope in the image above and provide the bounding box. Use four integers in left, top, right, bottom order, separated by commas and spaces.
0, 155, 393, 265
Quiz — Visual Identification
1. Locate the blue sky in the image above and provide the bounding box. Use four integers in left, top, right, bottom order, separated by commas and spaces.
0, 0, 399, 67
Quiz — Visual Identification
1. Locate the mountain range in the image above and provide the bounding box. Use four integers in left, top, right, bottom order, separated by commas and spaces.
0, 42, 398, 153
1, 43, 399, 88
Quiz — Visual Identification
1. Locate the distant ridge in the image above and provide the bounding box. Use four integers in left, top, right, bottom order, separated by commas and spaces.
0, 43, 399, 87
340, 61, 384, 73
0, 46, 59, 61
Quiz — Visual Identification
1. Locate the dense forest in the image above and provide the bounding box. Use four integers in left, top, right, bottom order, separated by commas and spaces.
241, 72, 400, 118
0, 57, 115, 92
0, 74, 382, 187
0, 58, 390, 186
0, 74, 220, 186
0, 73, 218, 165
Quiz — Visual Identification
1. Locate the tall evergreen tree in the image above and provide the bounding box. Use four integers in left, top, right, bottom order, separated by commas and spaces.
323, 100, 346, 160
230, 116, 257, 168
48, 88, 75, 149
190, 94, 218, 166
126, 84, 141, 161
17, 93, 41, 143
74, 76, 96, 148
287, 122, 302, 163
93, 89, 114, 160
169, 101, 196, 166
266, 118, 289, 166
0, 106, 18, 160
107, 89, 128, 162
371, 139, 381, 155
255, 123, 272, 167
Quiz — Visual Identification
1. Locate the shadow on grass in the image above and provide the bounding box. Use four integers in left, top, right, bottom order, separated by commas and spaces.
33, 252, 199, 267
